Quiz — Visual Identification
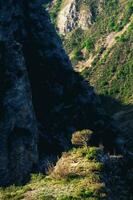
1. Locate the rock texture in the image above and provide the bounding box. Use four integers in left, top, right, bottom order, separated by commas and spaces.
78, 7, 92, 30
57, 0, 105, 35
0, 1, 38, 186
57, 0, 79, 34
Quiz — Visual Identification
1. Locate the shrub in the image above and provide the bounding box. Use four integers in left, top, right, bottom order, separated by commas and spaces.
50, 159, 71, 180
86, 147, 102, 161
72, 48, 83, 61
79, 188, 94, 198
71, 129, 94, 147
115, 35, 128, 43
108, 18, 116, 31
82, 38, 94, 52
31, 173, 45, 182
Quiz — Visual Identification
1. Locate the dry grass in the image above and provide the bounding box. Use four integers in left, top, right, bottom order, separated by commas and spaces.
0, 147, 107, 200
49, 147, 104, 180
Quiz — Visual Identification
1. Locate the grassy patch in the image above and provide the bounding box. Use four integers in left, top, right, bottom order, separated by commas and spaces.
0, 147, 106, 200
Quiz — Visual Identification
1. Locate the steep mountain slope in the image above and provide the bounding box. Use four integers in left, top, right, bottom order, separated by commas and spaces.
49, 0, 133, 152
50, 0, 133, 103
0, 0, 133, 199
0, 146, 133, 199
0, 0, 115, 186
82, 18, 133, 106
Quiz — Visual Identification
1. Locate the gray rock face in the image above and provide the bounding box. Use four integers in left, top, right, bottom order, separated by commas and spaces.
57, 0, 79, 35
0, 40, 38, 186
57, 0, 105, 35
0, 1, 39, 186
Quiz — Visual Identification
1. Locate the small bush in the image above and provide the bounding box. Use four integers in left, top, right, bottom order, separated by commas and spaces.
30, 173, 45, 182
86, 147, 102, 161
50, 160, 70, 180
82, 38, 94, 52
79, 188, 94, 198
115, 35, 128, 43
71, 129, 94, 147
72, 48, 83, 61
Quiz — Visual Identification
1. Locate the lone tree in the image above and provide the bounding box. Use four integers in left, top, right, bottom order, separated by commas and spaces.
71, 129, 94, 147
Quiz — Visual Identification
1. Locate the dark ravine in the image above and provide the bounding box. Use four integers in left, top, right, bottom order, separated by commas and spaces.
0, 0, 117, 186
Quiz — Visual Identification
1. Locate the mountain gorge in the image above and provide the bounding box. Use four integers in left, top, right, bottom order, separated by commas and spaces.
0, 0, 133, 199
49, 0, 133, 151
0, 0, 111, 186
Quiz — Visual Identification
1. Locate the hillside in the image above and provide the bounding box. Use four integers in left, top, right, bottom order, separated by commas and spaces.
49, 0, 133, 151
0, 0, 133, 199
49, 0, 133, 102
0, 0, 117, 187
1, 146, 133, 199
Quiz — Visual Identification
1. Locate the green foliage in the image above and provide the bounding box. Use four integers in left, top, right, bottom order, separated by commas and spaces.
82, 38, 94, 52
48, 0, 133, 68
79, 188, 100, 199
124, 1, 133, 22
81, 18, 133, 111
61, 0, 129, 61
30, 173, 45, 182
128, 22, 133, 31
72, 48, 83, 62
0, 146, 106, 200
0, 185, 30, 200
86, 147, 102, 161
115, 34, 128, 43
50, 0, 62, 24
64, 28, 84, 54
108, 18, 116, 31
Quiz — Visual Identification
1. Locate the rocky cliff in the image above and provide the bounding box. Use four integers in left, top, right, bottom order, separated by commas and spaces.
0, 1, 39, 186
54, 0, 105, 35
0, 0, 109, 186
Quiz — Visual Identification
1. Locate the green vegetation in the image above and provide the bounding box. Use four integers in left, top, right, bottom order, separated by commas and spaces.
72, 48, 83, 62
49, 0, 62, 24
86, 147, 103, 161
0, 185, 30, 200
82, 23, 133, 107
54, 0, 132, 114
1, 1, 133, 199
0, 147, 106, 200
53, 0, 133, 66
64, 28, 84, 54
82, 38, 94, 52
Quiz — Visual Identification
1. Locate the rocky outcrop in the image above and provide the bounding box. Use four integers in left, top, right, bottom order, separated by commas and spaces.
78, 7, 92, 30
0, 1, 38, 186
57, 0, 105, 35
57, 0, 78, 34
